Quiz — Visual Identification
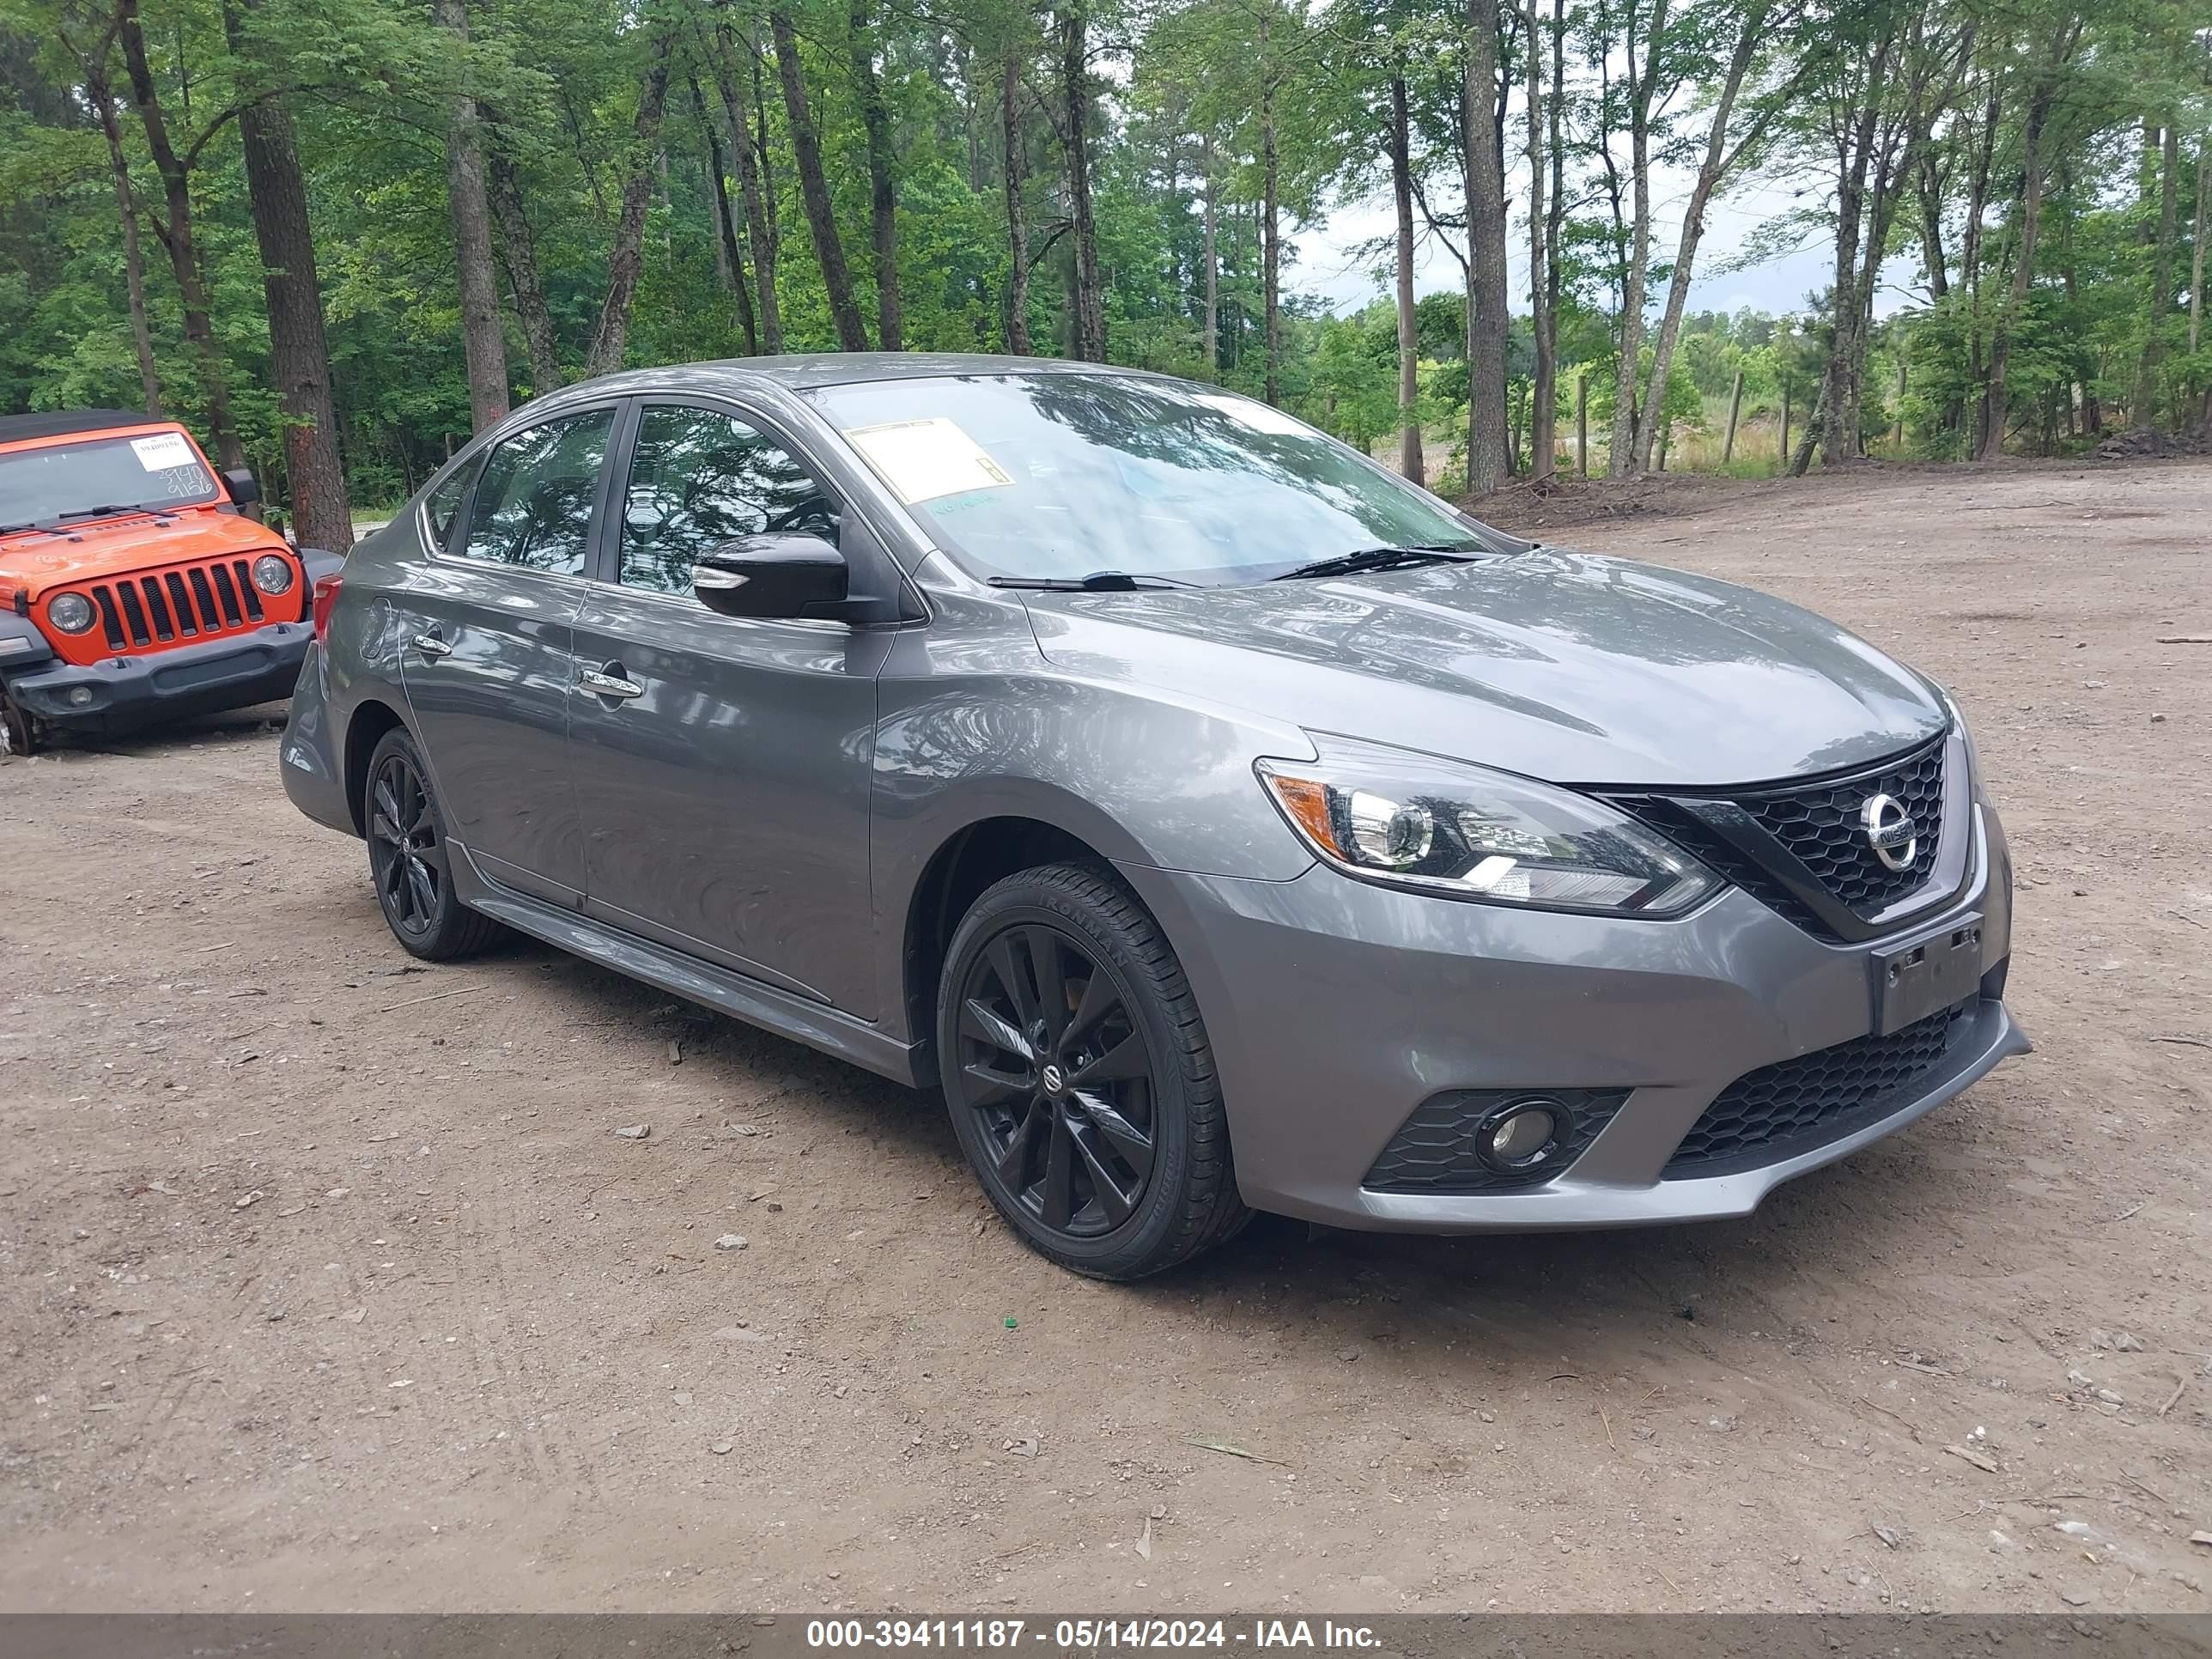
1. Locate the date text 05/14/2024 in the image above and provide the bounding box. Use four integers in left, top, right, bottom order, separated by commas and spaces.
804, 1620, 1383, 1650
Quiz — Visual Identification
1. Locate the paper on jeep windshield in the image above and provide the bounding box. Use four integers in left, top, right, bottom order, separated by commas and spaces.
128, 433, 198, 472
843, 418, 1013, 505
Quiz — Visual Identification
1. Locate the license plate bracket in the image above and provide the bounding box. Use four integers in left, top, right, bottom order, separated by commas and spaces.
1871, 915, 1984, 1036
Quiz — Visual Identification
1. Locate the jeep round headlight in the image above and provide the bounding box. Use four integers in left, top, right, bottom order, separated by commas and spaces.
47, 592, 95, 634
1258, 736, 1720, 918
252, 554, 294, 596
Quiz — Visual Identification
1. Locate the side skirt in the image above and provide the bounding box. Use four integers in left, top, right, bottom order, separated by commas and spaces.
447, 842, 927, 1089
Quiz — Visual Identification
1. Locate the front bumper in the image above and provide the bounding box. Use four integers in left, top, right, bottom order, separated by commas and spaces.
4, 620, 311, 733
1119, 801, 2027, 1233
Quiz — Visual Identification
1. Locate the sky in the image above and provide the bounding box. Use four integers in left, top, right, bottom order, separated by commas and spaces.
1296, 153, 1918, 323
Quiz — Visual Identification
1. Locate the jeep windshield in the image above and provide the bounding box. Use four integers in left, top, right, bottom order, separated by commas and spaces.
809, 373, 1522, 587
0, 430, 219, 532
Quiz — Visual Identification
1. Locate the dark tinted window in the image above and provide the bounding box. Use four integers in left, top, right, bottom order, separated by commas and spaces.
618, 404, 838, 597
422, 455, 479, 548
461, 409, 612, 576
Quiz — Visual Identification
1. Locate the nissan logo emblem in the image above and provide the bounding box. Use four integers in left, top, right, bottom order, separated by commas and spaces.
1861, 793, 1918, 872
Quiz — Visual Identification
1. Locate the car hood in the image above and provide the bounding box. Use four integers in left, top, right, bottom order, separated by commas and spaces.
1022, 548, 1948, 787
0, 507, 286, 599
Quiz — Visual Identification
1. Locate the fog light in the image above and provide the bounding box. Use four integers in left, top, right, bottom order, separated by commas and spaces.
1478, 1097, 1565, 1172
68, 685, 95, 707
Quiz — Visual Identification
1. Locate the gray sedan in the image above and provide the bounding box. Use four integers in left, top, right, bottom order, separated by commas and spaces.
278, 355, 2027, 1279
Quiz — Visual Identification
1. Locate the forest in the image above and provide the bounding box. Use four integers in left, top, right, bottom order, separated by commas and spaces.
1, 0, 2209, 552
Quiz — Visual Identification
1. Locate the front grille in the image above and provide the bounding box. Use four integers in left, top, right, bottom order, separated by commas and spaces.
1614, 734, 1950, 939
1662, 999, 1977, 1177
74, 554, 279, 657
1364, 1088, 1629, 1194
1741, 738, 1945, 915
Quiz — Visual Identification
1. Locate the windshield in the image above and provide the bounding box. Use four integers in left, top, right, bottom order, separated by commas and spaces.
0, 430, 219, 531
809, 374, 1516, 586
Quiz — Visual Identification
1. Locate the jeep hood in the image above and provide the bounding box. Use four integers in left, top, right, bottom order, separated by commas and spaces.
0, 508, 286, 601
1022, 548, 1948, 787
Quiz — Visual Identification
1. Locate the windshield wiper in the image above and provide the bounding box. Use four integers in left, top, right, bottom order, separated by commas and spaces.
1270, 544, 1485, 582
55, 501, 168, 523
988, 570, 1194, 592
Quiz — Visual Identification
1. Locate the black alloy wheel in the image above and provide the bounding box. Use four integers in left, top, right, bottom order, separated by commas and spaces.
957, 922, 1158, 1237
370, 748, 444, 939
362, 727, 502, 961
938, 862, 1249, 1279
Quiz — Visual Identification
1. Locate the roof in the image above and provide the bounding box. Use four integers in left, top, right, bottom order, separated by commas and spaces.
578, 353, 1173, 398
0, 408, 175, 446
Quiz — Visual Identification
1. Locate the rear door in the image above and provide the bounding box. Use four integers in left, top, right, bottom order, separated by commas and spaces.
394, 402, 622, 906
566, 398, 888, 1015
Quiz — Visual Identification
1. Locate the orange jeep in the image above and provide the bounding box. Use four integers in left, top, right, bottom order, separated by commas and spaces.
0, 410, 340, 755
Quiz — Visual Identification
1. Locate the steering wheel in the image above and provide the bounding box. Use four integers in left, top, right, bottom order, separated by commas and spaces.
765, 494, 836, 537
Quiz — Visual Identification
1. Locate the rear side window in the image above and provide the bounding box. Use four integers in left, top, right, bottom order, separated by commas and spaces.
460, 408, 613, 576
422, 457, 478, 549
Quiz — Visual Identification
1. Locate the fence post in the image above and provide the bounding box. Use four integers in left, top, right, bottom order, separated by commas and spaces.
1575, 372, 1589, 478
1723, 369, 1745, 464
1779, 380, 1791, 473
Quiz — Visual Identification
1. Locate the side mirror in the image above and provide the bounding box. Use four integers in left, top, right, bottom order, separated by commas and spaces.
222, 466, 262, 507
693, 532, 848, 620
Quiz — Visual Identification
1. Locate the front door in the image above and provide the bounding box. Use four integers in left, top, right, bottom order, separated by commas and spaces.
395, 404, 617, 905
568, 399, 885, 1015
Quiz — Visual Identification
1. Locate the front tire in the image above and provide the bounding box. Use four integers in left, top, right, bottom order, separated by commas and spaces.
364, 727, 502, 961
938, 862, 1249, 1280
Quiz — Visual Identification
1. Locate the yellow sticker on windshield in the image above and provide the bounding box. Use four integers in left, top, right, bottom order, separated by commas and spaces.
843, 418, 1014, 505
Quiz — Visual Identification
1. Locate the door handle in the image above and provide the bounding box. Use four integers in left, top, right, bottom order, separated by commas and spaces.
579, 665, 644, 701
410, 631, 452, 659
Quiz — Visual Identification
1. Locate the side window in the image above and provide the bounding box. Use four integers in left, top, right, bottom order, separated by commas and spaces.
617, 404, 839, 597
460, 408, 613, 576
422, 454, 479, 550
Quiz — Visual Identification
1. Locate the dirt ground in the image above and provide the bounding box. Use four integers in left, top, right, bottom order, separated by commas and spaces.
2, 457, 2207, 1616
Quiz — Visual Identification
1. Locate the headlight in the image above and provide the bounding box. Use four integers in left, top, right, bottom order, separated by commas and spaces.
1257, 736, 1720, 917
47, 592, 95, 634
252, 554, 295, 596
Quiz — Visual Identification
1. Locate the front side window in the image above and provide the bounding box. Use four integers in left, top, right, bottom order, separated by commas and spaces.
617, 404, 839, 597
460, 409, 613, 576
0, 429, 219, 532
808, 374, 1513, 586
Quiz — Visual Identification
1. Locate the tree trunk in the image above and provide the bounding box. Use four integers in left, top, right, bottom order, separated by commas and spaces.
1817, 34, 1892, 469
1636, 3, 1764, 473
848, 0, 900, 351
770, 8, 870, 351
84, 52, 161, 416
711, 20, 781, 354
1606, 0, 1668, 478
432, 0, 508, 429
692, 74, 757, 355
1522, 0, 1553, 484
2133, 123, 2180, 423
1201, 136, 1218, 374
584, 29, 676, 378
1261, 7, 1280, 406
1000, 47, 1030, 354
118, 0, 243, 470
484, 145, 562, 393
2191, 137, 2209, 360
1981, 27, 2075, 460
1462, 0, 1510, 495
1389, 76, 1424, 483
225, 0, 352, 551
1060, 5, 1105, 362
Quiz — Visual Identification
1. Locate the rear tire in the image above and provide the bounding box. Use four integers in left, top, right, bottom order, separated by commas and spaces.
364, 727, 502, 961
938, 861, 1249, 1280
